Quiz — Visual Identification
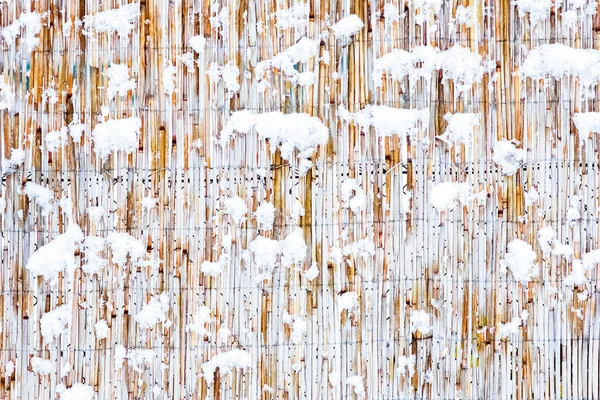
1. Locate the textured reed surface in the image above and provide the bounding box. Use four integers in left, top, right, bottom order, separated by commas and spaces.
1, 0, 600, 398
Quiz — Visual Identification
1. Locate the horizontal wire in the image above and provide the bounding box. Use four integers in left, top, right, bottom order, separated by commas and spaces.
10, 275, 600, 294
0, 35, 594, 55
2, 98, 599, 118
6, 98, 600, 108
2, 158, 598, 178
3, 216, 600, 234
14, 335, 600, 355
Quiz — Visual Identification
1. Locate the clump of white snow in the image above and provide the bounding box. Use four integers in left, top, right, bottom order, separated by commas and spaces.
186, 306, 212, 337
141, 196, 157, 210
134, 293, 170, 329
220, 111, 328, 173
438, 113, 479, 145
1, 20, 22, 48
562, 10, 579, 29
58, 197, 73, 218
23, 182, 54, 215
95, 319, 109, 339
525, 187, 538, 206
0, 75, 15, 111
564, 260, 589, 286
2, 148, 25, 176
224, 196, 248, 224
330, 15, 363, 40
283, 312, 307, 344
340, 179, 368, 215
573, 112, 600, 139
178, 52, 195, 68
45, 127, 69, 152
202, 349, 252, 384
219, 110, 256, 143
274, 3, 310, 32
248, 235, 280, 279
201, 234, 231, 277
1, 12, 43, 51
413, 0, 443, 24
40, 305, 71, 344
163, 61, 177, 95
437, 45, 489, 95
492, 140, 526, 175
81, 236, 107, 275
561, 0, 598, 30
59, 383, 95, 400
254, 38, 319, 90
513, 0, 553, 27
218, 327, 231, 345
61, 362, 72, 377
410, 310, 433, 335
209, 6, 230, 33
4, 361, 15, 377
280, 228, 307, 267
537, 226, 555, 254
62, 19, 75, 37
566, 195, 581, 226
31, 357, 55, 375
104, 64, 136, 99
189, 35, 206, 53
373, 45, 490, 95
501, 239, 538, 284
69, 121, 85, 143
329, 371, 341, 387
26, 224, 83, 281
305, 262, 319, 281
346, 375, 365, 397
553, 242, 574, 258
582, 249, 600, 269
520, 44, 600, 99
382, 3, 403, 26
290, 200, 305, 219
69, 122, 85, 144
342, 238, 376, 259
201, 258, 226, 277
114, 345, 127, 369
43, 87, 58, 105
498, 317, 522, 339
338, 292, 359, 315
255, 202, 275, 230
296, 71, 316, 87
338, 105, 429, 137
429, 182, 485, 211
106, 231, 145, 267
87, 206, 105, 223
397, 355, 416, 376
449, 5, 477, 34
124, 348, 155, 372
92, 117, 141, 160
83, 3, 140, 37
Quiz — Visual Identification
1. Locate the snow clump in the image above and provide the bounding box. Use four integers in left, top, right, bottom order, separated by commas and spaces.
501, 239, 538, 284
26, 224, 83, 281
493, 140, 526, 175
330, 15, 364, 40
201, 349, 252, 385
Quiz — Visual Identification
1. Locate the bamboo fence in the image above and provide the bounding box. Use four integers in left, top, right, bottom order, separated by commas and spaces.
1, 0, 600, 398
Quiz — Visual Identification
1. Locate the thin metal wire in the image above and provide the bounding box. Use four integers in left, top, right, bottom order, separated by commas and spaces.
1, 100, 597, 118
16, 335, 600, 355
0, 36, 594, 55
11, 276, 600, 294
2, 158, 599, 180
3, 216, 600, 236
